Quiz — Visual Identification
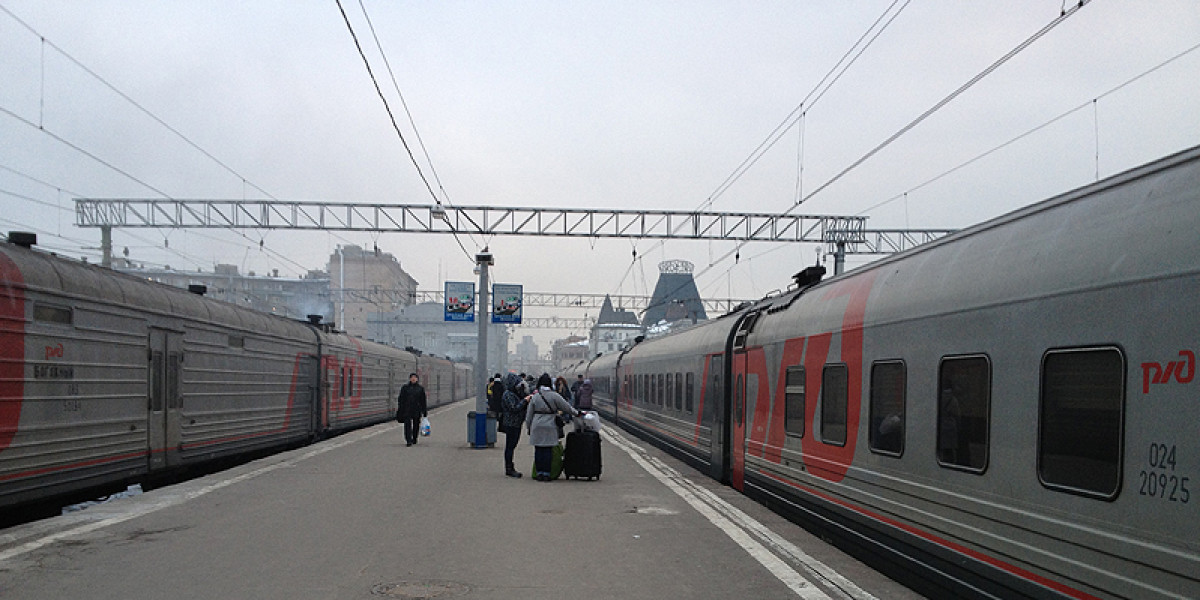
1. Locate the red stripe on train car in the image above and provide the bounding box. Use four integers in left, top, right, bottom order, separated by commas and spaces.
764, 337, 805, 463
0, 251, 25, 454
0, 450, 146, 483
758, 470, 1103, 600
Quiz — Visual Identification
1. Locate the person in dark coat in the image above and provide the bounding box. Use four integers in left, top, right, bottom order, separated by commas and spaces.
570, 374, 584, 403
575, 378, 594, 410
396, 373, 427, 447
499, 373, 529, 478
486, 374, 503, 417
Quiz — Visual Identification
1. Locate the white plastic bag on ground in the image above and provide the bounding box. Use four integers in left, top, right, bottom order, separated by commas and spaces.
420, 416, 431, 436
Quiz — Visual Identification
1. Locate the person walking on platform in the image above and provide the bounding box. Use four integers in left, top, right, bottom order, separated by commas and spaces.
554, 376, 573, 404
570, 374, 584, 403
526, 373, 580, 481
575, 378, 594, 411
486, 373, 503, 418
397, 373, 427, 447
499, 373, 529, 478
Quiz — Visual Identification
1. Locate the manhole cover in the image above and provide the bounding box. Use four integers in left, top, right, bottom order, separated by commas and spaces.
371, 580, 470, 599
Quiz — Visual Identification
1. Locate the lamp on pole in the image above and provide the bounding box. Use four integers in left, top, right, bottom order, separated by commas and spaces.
472, 249, 494, 448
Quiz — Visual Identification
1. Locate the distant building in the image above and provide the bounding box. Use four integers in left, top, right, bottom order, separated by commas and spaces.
552, 335, 589, 372
366, 302, 508, 376
509, 335, 553, 377
329, 244, 418, 338
590, 295, 642, 357
515, 336, 539, 363
114, 262, 332, 321
643, 260, 707, 328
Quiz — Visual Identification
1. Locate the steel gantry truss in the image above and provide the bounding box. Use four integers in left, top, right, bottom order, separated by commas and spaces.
74, 199, 954, 252
370, 315, 596, 330
333, 290, 746, 318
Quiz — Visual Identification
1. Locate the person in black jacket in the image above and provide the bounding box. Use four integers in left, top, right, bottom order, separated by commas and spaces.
499, 373, 529, 478
396, 373, 427, 447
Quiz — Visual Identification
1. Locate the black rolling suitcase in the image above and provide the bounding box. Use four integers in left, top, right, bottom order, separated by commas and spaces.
563, 429, 602, 480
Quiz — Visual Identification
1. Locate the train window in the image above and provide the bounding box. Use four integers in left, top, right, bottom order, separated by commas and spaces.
34, 304, 72, 325
869, 361, 906, 457
937, 355, 991, 473
167, 352, 182, 409
666, 374, 674, 411
1039, 348, 1124, 499
658, 374, 665, 407
150, 350, 164, 412
675, 372, 683, 410
821, 365, 848, 446
685, 372, 694, 413
784, 366, 805, 437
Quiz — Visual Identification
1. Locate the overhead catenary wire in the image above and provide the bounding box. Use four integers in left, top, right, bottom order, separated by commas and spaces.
0, 4, 339, 276
855, 37, 1200, 216
690, 1, 1095, 287
0, 3, 280, 203
701, 0, 912, 212
615, 0, 911, 305
333, 0, 475, 263
797, 0, 1093, 208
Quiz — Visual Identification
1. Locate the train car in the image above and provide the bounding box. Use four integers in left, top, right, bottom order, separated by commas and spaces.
0, 242, 319, 510
594, 145, 1200, 599
452, 362, 473, 406
0, 238, 473, 515
318, 331, 415, 435
613, 318, 736, 477
414, 354, 456, 409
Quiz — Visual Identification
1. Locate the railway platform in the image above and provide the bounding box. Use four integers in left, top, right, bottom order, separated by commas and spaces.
0, 400, 920, 600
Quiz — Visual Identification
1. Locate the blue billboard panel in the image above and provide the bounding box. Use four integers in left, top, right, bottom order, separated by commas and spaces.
444, 281, 475, 322
492, 284, 523, 324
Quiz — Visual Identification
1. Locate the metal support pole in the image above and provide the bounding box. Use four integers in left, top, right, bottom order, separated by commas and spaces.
100, 226, 112, 268
834, 242, 846, 276
472, 250, 494, 448
338, 246, 345, 329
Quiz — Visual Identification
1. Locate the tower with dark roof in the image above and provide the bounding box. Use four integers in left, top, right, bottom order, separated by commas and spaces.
643, 260, 707, 328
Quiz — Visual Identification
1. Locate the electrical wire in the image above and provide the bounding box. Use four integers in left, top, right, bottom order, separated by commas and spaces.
333, 0, 474, 263
2, 4, 360, 277
688, 0, 1096, 287
701, 0, 911, 212
351, 0, 482, 257
611, 1, 911, 303
798, 0, 1092, 207
0, 3, 280, 202
856, 37, 1200, 216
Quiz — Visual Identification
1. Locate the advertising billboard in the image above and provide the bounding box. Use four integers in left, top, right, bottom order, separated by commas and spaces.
491, 284, 523, 324
444, 281, 475, 322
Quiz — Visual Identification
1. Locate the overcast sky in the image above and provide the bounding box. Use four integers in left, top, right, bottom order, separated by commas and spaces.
3, 1, 1199, 348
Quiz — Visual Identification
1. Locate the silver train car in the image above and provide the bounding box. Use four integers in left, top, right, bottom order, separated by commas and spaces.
577, 145, 1200, 599
0, 245, 470, 513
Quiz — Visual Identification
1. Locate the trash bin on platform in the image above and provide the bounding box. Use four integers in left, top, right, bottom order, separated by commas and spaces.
467, 411, 497, 447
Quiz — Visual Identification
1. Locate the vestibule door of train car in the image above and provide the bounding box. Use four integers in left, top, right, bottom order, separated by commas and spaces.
148, 327, 183, 470
707, 354, 728, 483
728, 311, 758, 491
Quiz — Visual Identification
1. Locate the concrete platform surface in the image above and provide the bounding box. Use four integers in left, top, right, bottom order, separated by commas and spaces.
0, 400, 922, 600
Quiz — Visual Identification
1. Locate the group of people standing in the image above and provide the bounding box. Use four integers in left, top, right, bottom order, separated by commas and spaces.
488, 372, 594, 480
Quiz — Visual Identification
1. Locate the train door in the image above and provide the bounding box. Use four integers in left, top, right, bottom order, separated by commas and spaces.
707, 354, 728, 482
299, 353, 320, 439
148, 327, 183, 470
728, 310, 759, 491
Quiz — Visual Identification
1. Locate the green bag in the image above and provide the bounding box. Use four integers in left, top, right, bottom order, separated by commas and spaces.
531, 442, 564, 480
